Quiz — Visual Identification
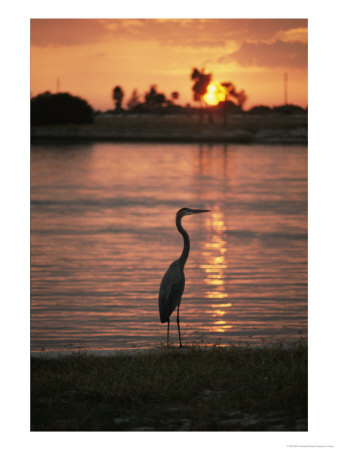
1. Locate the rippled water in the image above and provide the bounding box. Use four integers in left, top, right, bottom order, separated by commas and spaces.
31, 142, 307, 351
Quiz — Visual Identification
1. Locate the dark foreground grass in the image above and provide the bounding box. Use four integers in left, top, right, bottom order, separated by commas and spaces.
31, 343, 307, 431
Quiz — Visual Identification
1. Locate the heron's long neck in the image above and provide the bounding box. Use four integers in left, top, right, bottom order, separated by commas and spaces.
176, 216, 190, 268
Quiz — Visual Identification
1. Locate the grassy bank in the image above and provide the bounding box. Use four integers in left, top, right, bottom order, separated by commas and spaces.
31, 343, 307, 431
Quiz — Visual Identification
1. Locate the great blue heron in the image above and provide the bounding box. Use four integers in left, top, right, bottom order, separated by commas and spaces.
158, 207, 210, 347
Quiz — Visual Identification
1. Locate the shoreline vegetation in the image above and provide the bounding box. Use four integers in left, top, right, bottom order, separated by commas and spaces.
31, 342, 307, 431
31, 112, 308, 145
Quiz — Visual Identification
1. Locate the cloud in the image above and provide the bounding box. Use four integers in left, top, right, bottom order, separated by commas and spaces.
275, 27, 308, 44
219, 40, 308, 69
240, 19, 307, 41
31, 18, 308, 49
130, 19, 308, 49
31, 19, 109, 47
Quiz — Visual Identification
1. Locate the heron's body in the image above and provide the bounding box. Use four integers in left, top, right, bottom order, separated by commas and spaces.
158, 207, 209, 347
159, 260, 185, 324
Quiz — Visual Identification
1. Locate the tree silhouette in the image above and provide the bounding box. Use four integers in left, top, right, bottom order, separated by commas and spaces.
112, 86, 124, 112
144, 85, 166, 110
221, 82, 247, 110
127, 89, 141, 110
191, 68, 213, 124
237, 90, 248, 109
191, 68, 211, 102
171, 91, 179, 102
31, 92, 94, 125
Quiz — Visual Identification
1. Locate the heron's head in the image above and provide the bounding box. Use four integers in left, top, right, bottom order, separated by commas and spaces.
176, 207, 210, 218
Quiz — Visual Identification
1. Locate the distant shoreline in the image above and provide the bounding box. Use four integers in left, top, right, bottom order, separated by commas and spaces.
31, 340, 306, 359
31, 128, 307, 144
31, 113, 308, 145
31, 126, 308, 145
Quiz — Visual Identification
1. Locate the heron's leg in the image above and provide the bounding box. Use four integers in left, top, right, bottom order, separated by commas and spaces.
167, 319, 170, 347
177, 304, 182, 348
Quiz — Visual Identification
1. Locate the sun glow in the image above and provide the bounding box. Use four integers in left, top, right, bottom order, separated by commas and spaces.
200, 208, 232, 335
203, 81, 227, 106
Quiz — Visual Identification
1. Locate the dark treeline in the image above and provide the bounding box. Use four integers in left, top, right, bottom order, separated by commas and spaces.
109, 68, 307, 117
108, 84, 183, 115
31, 68, 307, 126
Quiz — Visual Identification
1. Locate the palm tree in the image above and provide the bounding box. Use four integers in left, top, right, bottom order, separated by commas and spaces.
171, 91, 180, 102
191, 68, 211, 102
191, 68, 212, 124
112, 86, 124, 112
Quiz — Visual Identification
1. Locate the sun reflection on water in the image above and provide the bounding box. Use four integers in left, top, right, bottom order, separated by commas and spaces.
201, 208, 232, 333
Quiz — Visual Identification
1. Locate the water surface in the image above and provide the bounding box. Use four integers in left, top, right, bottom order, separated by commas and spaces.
31, 142, 307, 351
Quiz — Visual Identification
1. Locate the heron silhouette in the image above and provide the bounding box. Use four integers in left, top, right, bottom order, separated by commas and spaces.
159, 207, 210, 347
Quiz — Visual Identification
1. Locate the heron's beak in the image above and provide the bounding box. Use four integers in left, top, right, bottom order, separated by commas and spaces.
190, 209, 210, 214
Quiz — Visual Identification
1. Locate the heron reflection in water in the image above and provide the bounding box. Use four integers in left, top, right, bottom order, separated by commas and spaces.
159, 207, 210, 347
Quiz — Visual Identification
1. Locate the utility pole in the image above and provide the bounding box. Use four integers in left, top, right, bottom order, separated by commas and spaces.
56, 77, 60, 93
284, 72, 288, 105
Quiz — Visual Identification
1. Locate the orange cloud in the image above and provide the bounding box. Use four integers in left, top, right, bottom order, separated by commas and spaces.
220, 40, 308, 69
275, 27, 308, 44
31, 18, 308, 49
31, 19, 109, 47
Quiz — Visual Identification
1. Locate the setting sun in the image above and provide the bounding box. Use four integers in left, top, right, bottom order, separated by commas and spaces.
203, 81, 227, 106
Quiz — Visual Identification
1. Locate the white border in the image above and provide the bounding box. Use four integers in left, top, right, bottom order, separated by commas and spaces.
2, 1, 337, 448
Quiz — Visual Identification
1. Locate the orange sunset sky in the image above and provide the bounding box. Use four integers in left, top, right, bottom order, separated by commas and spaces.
30, 19, 308, 111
